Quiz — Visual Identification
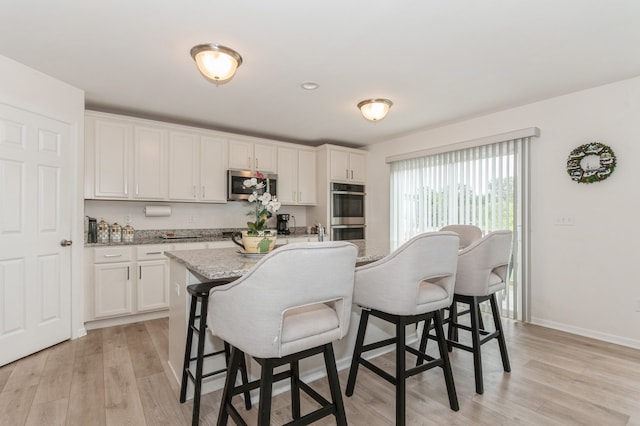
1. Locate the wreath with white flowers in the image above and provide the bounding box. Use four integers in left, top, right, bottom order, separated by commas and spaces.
566, 142, 616, 184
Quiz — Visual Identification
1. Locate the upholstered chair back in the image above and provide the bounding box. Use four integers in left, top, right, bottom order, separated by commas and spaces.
440, 224, 483, 249
207, 241, 358, 358
353, 232, 459, 316
453, 230, 512, 297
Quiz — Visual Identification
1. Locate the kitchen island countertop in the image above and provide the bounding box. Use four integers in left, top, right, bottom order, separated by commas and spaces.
164, 240, 386, 281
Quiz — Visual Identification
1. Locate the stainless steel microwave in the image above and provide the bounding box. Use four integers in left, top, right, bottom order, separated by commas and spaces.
227, 170, 278, 201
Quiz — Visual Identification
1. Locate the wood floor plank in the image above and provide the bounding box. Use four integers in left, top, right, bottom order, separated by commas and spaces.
6, 317, 640, 425
103, 346, 146, 425
136, 372, 190, 425
24, 398, 68, 426
124, 322, 164, 379
0, 384, 38, 426
67, 352, 106, 426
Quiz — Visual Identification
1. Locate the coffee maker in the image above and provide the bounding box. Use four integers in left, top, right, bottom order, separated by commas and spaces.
276, 214, 290, 235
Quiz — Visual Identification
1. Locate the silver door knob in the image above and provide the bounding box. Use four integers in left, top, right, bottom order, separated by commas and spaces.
60, 239, 73, 247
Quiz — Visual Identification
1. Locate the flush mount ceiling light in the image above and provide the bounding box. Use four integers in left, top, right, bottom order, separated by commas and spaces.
357, 98, 393, 121
190, 43, 243, 85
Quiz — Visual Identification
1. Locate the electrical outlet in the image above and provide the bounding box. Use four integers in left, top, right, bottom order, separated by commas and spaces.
189, 215, 196, 223
125, 214, 132, 223
635, 299, 640, 312
554, 216, 575, 226
175, 283, 180, 296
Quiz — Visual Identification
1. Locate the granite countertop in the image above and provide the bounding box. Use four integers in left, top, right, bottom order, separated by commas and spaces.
165, 241, 386, 281
85, 227, 310, 247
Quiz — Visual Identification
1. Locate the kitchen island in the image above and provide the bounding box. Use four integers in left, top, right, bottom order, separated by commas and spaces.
165, 241, 388, 400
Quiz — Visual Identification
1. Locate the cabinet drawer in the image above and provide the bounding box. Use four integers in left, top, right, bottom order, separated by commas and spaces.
136, 245, 169, 261
94, 246, 132, 263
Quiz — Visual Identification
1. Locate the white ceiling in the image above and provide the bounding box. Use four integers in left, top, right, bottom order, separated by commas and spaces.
2, 1, 640, 147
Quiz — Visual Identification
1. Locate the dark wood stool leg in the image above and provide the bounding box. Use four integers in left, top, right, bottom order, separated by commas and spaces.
290, 359, 301, 420
490, 293, 511, 372
323, 343, 347, 426
239, 352, 252, 409
416, 315, 432, 366
191, 294, 210, 426
396, 315, 407, 426
258, 359, 274, 426
434, 310, 459, 411
447, 300, 458, 352
345, 308, 370, 397
180, 294, 198, 403
217, 347, 242, 426
469, 296, 484, 394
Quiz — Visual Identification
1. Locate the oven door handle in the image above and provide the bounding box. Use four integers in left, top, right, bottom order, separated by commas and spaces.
331, 190, 366, 195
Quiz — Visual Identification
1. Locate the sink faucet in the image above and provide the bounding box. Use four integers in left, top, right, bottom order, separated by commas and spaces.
317, 224, 325, 242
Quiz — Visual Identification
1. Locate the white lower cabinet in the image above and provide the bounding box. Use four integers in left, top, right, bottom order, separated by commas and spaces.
94, 261, 133, 318
136, 260, 168, 312
90, 245, 169, 321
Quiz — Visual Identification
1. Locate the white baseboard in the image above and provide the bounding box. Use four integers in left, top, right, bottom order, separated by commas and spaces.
530, 317, 640, 350
84, 310, 169, 330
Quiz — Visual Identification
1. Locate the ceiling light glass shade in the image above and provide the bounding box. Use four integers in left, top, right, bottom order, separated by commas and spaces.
190, 44, 243, 84
357, 98, 393, 121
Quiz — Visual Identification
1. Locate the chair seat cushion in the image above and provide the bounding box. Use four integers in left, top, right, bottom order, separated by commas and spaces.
417, 282, 450, 312
281, 303, 339, 344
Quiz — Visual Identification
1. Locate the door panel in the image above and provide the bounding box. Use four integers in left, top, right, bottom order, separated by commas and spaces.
0, 104, 72, 366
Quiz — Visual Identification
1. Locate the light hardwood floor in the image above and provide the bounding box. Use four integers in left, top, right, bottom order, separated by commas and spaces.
1, 317, 639, 425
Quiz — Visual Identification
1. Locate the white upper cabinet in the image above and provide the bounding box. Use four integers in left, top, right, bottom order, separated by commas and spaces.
277, 147, 317, 205
329, 149, 366, 183
199, 135, 228, 202
168, 131, 199, 201
297, 149, 317, 204
229, 138, 277, 173
133, 126, 167, 199
87, 112, 168, 201
168, 132, 228, 203
92, 118, 131, 198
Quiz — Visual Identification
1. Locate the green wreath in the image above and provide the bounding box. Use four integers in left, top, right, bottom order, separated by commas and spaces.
566, 142, 616, 184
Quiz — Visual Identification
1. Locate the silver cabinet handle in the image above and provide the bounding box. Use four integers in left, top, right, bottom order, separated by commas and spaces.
345, 169, 349, 179
193, 185, 196, 198
136, 184, 139, 195
127, 266, 130, 280
60, 239, 73, 247
202, 186, 205, 198
139, 265, 142, 279
351, 170, 353, 179
146, 251, 162, 255
104, 254, 122, 258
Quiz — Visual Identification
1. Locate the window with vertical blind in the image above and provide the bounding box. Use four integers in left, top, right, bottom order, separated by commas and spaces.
388, 129, 537, 321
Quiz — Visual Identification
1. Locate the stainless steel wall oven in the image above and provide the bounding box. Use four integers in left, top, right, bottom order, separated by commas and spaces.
330, 182, 365, 240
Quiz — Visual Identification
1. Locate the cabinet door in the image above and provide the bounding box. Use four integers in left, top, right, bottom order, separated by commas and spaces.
297, 149, 317, 204
94, 263, 133, 318
228, 139, 253, 170
329, 150, 350, 182
134, 126, 167, 199
349, 152, 366, 183
200, 136, 227, 202
168, 131, 198, 201
137, 260, 169, 312
277, 147, 297, 204
94, 119, 130, 198
254, 143, 277, 173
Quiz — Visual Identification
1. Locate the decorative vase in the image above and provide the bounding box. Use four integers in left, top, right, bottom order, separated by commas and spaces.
231, 230, 277, 253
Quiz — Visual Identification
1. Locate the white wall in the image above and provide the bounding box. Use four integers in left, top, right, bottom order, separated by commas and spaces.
365, 76, 640, 348
84, 200, 308, 231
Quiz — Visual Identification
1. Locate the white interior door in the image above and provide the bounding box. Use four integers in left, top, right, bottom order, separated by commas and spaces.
0, 103, 72, 366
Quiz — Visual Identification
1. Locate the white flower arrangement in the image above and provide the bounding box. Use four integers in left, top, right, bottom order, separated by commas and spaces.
243, 172, 281, 234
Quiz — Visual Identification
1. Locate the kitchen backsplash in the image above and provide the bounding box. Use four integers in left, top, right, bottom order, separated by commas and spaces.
85, 199, 309, 231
